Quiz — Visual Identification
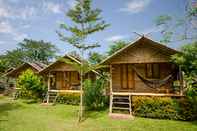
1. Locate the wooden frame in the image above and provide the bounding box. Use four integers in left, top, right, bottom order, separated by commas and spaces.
145, 63, 160, 79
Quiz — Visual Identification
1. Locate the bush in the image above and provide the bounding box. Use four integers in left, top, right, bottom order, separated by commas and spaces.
132, 96, 196, 120
16, 69, 46, 100
56, 93, 80, 105
83, 78, 108, 110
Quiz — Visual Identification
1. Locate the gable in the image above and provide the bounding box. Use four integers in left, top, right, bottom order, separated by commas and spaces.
6, 64, 38, 78
42, 61, 77, 72
102, 37, 179, 64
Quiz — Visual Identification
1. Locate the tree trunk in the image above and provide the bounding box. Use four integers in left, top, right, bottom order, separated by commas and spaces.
78, 69, 83, 122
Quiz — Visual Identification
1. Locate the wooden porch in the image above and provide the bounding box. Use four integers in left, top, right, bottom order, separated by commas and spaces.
108, 62, 184, 115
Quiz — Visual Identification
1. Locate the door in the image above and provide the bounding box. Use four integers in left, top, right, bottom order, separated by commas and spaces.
120, 64, 135, 90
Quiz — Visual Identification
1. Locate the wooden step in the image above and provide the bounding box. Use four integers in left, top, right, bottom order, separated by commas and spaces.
113, 102, 130, 105
113, 97, 130, 100
112, 107, 130, 110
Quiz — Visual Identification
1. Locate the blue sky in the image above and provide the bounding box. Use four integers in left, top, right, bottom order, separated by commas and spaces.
0, 0, 187, 55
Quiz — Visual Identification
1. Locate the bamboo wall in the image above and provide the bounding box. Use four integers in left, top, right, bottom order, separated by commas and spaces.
51, 71, 80, 90
111, 63, 177, 93
107, 41, 175, 64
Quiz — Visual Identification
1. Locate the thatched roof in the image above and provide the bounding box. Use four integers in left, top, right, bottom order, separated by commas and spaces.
5, 62, 47, 77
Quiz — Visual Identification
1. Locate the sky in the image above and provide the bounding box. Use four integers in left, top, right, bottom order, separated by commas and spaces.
0, 0, 187, 55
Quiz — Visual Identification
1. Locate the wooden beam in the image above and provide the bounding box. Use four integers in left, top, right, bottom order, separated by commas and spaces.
109, 64, 113, 114
47, 72, 51, 103
112, 92, 184, 97
49, 89, 81, 93
179, 66, 184, 95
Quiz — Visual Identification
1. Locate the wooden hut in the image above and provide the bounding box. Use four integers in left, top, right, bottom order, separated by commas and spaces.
100, 36, 184, 115
39, 54, 97, 103
4, 62, 47, 93
5, 62, 47, 78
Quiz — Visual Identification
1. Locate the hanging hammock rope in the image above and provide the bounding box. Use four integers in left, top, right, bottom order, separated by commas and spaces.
130, 65, 177, 89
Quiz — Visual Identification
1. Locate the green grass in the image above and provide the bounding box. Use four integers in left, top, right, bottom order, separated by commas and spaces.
0, 96, 197, 131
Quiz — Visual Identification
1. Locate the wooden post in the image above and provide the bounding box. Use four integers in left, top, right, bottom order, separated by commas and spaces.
179, 66, 183, 95
109, 64, 113, 114
129, 95, 132, 115
47, 72, 50, 104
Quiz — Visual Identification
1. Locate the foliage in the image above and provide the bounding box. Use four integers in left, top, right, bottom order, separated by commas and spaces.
57, 0, 110, 52
83, 77, 108, 110
0, 49, 25, 69
132, 96, 196, 120
56, 93, 80, 105
172, 41, 197, 77
19, 39, 58, 64
0, 59, 9, 73
16, 69, 46, 100
0, 39, 58, 72
172, 41, 197, 115
88, 52, 106, 64
57, 0, 109, 121
107, 40, 128, 56
155, 0, 197, 43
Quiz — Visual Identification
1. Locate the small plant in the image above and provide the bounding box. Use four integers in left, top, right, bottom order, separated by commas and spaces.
17, 69, 46, 100
132, 96, 196, 120
83, 77, 107, 110
56, 93, 80, 105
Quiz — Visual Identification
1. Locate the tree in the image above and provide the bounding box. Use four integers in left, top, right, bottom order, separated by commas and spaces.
88, 52, 105, 64
57, 0, 109, 121
171, 41, 197, 113
2, 49, 25, 68
0, 39, 58, 72
19, 39, 58, 64
107, 40, 128, 56
172, 41, 197, 78
155, 0, 197, 43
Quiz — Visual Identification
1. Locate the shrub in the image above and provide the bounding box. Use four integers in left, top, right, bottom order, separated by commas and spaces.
16, 69, 46, 100
132, 96, 196, 120
56, 93, 80, 105
83, 78, 108, 110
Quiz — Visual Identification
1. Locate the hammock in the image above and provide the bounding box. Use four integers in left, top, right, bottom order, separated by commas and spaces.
130, 65, 176, 89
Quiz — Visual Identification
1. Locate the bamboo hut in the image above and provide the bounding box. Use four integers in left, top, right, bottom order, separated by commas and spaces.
100, 36, 184, 115
3, 62, 47, 96
39, 54, 97, 103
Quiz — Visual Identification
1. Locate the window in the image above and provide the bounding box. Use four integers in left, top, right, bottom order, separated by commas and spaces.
146, 64, 160, 79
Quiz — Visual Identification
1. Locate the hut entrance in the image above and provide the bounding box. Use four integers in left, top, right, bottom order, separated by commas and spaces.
112, 64, 135, 92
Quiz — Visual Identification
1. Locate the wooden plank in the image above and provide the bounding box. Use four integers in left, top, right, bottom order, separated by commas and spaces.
49, 89, 81, 93
128, 64, 134, 89
112, 92, 184, 97
109, 64, 113, 114
112, 107, 130, 110
122, 64, 127, 89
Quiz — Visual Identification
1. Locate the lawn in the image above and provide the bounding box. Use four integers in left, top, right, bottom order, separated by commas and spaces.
0, 96, 197, 131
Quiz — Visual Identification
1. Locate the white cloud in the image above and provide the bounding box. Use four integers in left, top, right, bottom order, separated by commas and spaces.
0, 41, 6, 44
120, 0, 151, 13
12, 33, 28, 41
0, 21, 28, 42
0, 1, 36, 20
0, 7, 9, 17
67, 0, 77, 9
0, 21, 13, 33
44, 2, 62, 14
106, 35, 128, 42
20, 7, 36, 20
137, 26, 162, 35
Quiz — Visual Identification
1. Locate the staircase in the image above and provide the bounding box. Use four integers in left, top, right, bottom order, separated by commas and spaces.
43, 91, 58, 105
110, 93, 132, 116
